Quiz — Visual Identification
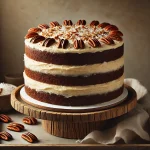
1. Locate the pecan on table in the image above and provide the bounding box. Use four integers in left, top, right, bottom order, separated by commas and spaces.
0, 114, 12, 123
21, 132, 38, 143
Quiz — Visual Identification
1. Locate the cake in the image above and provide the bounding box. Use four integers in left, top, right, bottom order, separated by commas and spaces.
24, 20, 124, 106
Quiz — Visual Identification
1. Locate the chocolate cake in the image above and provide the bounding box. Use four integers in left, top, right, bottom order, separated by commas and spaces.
24, 20, 124, 106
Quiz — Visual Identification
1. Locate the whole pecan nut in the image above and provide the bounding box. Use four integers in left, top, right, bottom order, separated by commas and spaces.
108, 35, 123, 41
104, 25, 118, 31
7, 123, 24, 132
30, 35, 45, 43
0, 88, 2, 95
90, 20, 99, 26
28, 27, 42, 33
0, 114, 12, 123
88, 38, 101, 47
25, 32, 39, 39
98, 22, 110, 28
0, 131, 12, 141
100, 37, 114, 45
50, 21, 60, 27
63, 20, 73, 26
109, 30, 123, 36
74, 39, 85, 49
21, 132, 38, 143
76, 20, 86, 25
23, 117, 37, 125
42, 38, 55, 47
38, 24, 49, 29
58, 39, 68, 49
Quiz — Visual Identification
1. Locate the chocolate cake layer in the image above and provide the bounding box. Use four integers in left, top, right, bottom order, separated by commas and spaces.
25, 67, 124, 86
25, 45, 124, 66
25, 86, 124, 106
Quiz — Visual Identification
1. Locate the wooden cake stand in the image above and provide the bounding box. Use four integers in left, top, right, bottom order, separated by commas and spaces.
11, 85, 137, 139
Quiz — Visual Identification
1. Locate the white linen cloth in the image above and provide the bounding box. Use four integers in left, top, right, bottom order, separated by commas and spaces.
77, 78, 150, 144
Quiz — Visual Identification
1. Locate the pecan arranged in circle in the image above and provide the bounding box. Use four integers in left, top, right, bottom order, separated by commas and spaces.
23, 117, 37, 125
100, 37, 114, 45
76, 20, 86, 25
0, 131, 12, 141
0, 88, 2, 95
108, 35, 123, 41
21, 132, 38, 143
0, 114, 12, 123
98, 22, 110, 28
58, 39, 68, 49
88, 38, 101, 47
50, 21, 60, 27
109, 30, 123, 36
90, 20, 99, 26
42, 38, 55, 47
104, 25, 118, 31
63, 20, 73, 26
25, 32, 39, 39
74, 39, 85, 49
30, 35, 45, 43
38, 24, 49, 29
7, 123, 24, 132
28, 27, 42, 33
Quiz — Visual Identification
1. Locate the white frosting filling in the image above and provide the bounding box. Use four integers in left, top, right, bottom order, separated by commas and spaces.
24, 72, 124, 97
24, 55, 124, 76
25, 39, 123, 54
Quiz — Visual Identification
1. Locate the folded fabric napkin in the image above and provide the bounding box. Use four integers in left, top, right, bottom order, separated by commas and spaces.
77, 78, 150, 144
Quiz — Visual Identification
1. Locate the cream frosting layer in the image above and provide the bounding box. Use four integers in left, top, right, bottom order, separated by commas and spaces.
24, 55, 124, 76
24, 72, 124, 97
25, 39, 123, 54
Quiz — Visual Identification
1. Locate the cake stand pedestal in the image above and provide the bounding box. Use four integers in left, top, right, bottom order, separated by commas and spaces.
11, 85, 137, 139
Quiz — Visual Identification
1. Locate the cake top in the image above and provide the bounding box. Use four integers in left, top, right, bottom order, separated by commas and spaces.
0, 83, 16, 96
25, 20, 123, 53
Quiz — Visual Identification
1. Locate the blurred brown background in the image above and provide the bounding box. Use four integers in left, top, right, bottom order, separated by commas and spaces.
0, 0, 150, 90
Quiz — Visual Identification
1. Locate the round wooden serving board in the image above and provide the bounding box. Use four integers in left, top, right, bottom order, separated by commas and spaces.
11, 85, 137, 139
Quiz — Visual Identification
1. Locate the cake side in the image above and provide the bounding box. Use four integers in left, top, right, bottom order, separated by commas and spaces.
23, 20, 124, 106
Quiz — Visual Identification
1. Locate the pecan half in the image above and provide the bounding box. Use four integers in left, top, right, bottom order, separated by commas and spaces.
104, 25, 118, 31
100, 37, 114, 45
38, 24, 49, 29
23, 117, 37, 125
109, 30, 123, 36
90, 20, 99, 26
21, 132, 38, 143
98, 22, 110, 28
50, 21, 60, 27
0, 88, 2, 95
88, 38, 101, 47
28, 27, 42, 33
0, 131, 12, 141
108, 35, 123, 41
30, 35, 45, 43
7, 123, 24, 132
58, 39, 68, 49
76, 20, 86, 25
0, 114, 12, 123
63, 20, 73, 26
42, 38, 55, 47
25, 32, 39, 39
74, 39, 85, 49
